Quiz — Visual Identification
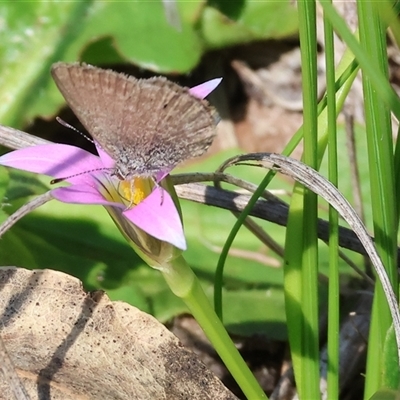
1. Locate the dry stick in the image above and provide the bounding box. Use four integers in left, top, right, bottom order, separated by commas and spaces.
211, 174, 286, 258
239, 216, 285, 259
214, 157, 373, 284
0, 127, 388, 291
174, 181, 374, 284
337, 250, 372, 285
226, 152, 400, 362
0, 124, 379, 278
172, 171, 286, 204
0, 336, 30, 400
0, 125, 281, 256
0, 125, 388, 263
0, 124, 51, 149
173, 172, 286, 258
0, 192, 54, 237
178, 173, 288, 253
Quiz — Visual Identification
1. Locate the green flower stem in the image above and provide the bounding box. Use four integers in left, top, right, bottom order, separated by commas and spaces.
162, 255, 268, 400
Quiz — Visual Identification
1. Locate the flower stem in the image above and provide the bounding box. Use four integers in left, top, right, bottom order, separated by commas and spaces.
162, 255, 268, 400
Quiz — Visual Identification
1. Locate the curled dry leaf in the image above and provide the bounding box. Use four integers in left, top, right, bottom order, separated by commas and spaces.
0, 267, 237, 400
219, 152, 400, 361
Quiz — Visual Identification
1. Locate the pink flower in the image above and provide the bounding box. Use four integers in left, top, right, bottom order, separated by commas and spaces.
0, 78, 221, 263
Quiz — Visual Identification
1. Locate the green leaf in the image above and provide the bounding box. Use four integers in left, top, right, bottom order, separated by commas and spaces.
223, 288, 286, 340
0, 1, 90, 127
0, 0, 300, 128
0, 166, 9, 201
0, 228, 40, 268
64, 1, 205, 73
369, 388, 400, 400
6, 169, 49, 201
201, 0, 298, 48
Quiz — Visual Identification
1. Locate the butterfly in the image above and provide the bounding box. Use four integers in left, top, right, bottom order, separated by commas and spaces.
51, 62, 219, 180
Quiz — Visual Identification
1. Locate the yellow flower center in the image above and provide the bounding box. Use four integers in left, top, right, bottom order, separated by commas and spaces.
120, 177, 152, 205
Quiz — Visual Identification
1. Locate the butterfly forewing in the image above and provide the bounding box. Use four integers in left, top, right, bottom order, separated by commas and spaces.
51, 63, 218, 178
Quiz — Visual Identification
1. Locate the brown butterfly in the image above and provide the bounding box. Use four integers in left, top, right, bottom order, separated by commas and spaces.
51, 62, 219, 179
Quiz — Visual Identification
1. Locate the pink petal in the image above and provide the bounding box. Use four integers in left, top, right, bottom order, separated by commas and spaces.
123, 187, 186, 250
0, 144, 104, 185
95, 142, 115, 169
52, 185, 124, 208
189, 78, 222, 99
155, 168, 173, 182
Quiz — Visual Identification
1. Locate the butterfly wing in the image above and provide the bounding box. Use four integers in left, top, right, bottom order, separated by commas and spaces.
51, 63, 218, 178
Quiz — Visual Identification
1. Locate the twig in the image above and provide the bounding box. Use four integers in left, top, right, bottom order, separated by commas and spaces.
0, 192, 54, 237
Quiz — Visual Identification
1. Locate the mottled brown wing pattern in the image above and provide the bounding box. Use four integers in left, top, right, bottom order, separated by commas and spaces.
51, 63, 218, 178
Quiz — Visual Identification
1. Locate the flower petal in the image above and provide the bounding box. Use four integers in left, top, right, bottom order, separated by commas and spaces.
155, 168, 173, 182
123, 187, 186, 250
52, 185, 124, 208
0, 144, 104, 185
95, 142, 115, 169
189, 78, 222, 99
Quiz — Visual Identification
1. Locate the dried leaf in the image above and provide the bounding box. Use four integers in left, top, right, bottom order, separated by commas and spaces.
0, 267, 237, 400
219, 152, 400, 361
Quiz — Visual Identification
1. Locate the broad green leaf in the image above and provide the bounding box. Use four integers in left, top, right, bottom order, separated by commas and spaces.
1, 0, 299, 128
201, 0, 298, 49
0, 1, 90, 127
6, 169, 49, 201
222, 288, 286, 340
64, 1, 205, 73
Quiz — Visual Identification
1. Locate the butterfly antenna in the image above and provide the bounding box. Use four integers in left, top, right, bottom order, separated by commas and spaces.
50, 168, 113, 184
56, 116, 94, 144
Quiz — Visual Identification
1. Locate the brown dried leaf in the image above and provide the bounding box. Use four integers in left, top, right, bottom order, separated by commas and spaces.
0, 267, 237, 400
